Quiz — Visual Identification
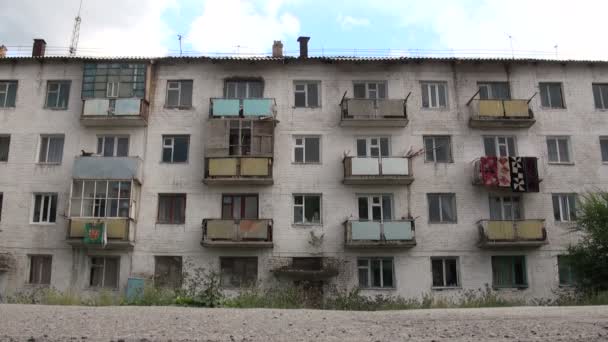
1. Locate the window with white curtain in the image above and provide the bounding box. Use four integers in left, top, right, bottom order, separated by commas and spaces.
427, 193, 457, 223
483, 136, 516, 157
421, 81, 448, 108
546, 136, 572, 163
552, 193, 576, 222
38, 135, 64, 163
489, 195, 522, 220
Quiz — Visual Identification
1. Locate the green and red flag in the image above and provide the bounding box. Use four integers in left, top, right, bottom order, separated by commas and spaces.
84, 222, 106, 247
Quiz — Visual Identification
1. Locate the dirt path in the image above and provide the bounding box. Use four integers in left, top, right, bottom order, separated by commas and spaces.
1, 304, 607, 341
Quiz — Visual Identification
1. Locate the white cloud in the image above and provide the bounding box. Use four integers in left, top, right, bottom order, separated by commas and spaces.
337, 13, 370, 30
185, 0, 300, 55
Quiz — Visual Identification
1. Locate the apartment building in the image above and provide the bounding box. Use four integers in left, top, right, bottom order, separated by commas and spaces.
0, 38, 606, 301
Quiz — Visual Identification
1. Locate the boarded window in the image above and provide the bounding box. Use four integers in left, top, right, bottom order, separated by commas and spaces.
539, 82, 564, 108
294, 81, 320, 107
82, 63, 146, 99
0, 81, 17, 107
421, 81, 447, 108
33, 193, 58, 223
157, 194, 186, 224
552, 193, 576, 222
38, 135, 64, 163
424, 136, 452, 163
431, 257, 459, 288
428, 193, 457, 223
483, 136, 516, 157
90, 257, 119, 289
155, 256, 183, 288
358, 258, 394, 288
546, 136, 571, 163
478, 82, 510, 100
0, 135, 9, 162
45, 81, 71, 109
294, 136, 320, 163
221, 194, 258, 219
97, 136, 129, 157
162, 135, 189, 162
29, 255, 52, 285
166, 80, 193, 108
492, 256, 527, 288
293, 194, 321, 224
220, 257, 257, 287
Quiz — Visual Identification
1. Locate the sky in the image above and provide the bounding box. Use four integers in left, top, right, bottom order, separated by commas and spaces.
0, 0, 606, 59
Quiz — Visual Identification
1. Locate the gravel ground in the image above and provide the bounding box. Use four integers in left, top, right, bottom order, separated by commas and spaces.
1, 304, 607, 342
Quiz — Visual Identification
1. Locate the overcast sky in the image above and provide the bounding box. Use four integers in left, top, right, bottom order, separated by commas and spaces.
0, 0, 605, 59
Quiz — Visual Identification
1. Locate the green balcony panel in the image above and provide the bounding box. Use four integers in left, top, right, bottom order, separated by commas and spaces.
384, 221, 413, 240
212, 99, 240, 116
243, 99, 273, 116
351, 221, 381, 240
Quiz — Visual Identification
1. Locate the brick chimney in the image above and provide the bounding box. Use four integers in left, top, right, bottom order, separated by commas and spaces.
297, 36, 310, 59
0, 45, 7, 58
32, 38, 46, 57
272, 40, 283, 58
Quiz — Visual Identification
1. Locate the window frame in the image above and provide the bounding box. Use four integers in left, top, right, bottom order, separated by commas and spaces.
293, 81, 321, 108
491, 255, 528, 289
592, 83, 608, 110
421, 81, 448, 109
353, 81, 387, 99
423, 135, 453, 163
165, 80, 193, 108
220, 257, 258, 288
89, 256, 120, 289
293, 135, 321, 164
483, 135, 517, 157
357, 194, 393, 222
97, 135, 129, 157
161, 135, 189, 163
28, 255, 52, 285
357, 257, 395, 289
488, 195, 523, 221
69, 180, 132, 218
293, 194, 322, 225
224, 80, 264, 99
557, 255, 576, 286
430, 256, 460, 289
552, 193, 577, 222
427, 193, 457, 224
157, 193, 187, 224
31, 193, 58, 224
477, 81, 511, 100
539, 82, 565, 109
221, 194, 259, 220
0, 80, 17, 108
0, 134, 9, 162
546, 136, 572, 164
38, 135, 64, 164
600, 136, 608, 163
44, 80, 71, 110
356, 136, 390, 158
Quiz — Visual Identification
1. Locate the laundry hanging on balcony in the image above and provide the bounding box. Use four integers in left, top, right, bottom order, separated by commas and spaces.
478, 156, 539, 193
523, 157, 540, 192
84, 222, 107, 247
480, 156, 498, 186
497, 157, 511, 187
509, 157, 527, 192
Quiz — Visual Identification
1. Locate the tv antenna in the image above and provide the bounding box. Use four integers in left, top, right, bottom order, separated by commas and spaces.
554, 44, 559, 59
507, 33, 514, 59
177, 34, 183, 56
69, 0, 83, 56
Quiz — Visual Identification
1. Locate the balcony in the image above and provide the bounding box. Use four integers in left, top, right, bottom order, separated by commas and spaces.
340, 98, 408, 127
67, 218, 134, 249
472, 156, 539, 193
73, 156, 142, 182
210, 98, 276, 118
343, 156, 413, 185
468, 99, 535, 129
344, 220, 416, 248
201, 219, 273, 248
81, 98, 149, 126
204, 157, 273, 185
477, 219, 547, 248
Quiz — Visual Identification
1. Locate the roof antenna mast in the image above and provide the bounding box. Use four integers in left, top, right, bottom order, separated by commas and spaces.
69, 0, 83, 56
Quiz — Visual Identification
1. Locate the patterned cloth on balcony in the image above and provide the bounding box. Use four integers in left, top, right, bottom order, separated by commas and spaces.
497, 157, 511, 187
510, 157, 526, 192
480, 156, 498, 186
523, 157, 540, 193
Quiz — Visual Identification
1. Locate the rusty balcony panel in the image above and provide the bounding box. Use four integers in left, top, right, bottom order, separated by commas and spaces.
201, 219, 273, 248
343, 156, 413, 185
209, 98, 277, 119
469, 99, 535, 129
477, 219, 547, 248
344, 220, 416, 249
340, 98, 408, 127
204, 157, 273, 185
67, 217, 134, 250
472, 157, 540, 193
81, 98, 149, 127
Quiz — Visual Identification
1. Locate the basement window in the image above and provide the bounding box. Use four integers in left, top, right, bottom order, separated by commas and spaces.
558, 255, 577, 286
29, 255, 52, 285
45, 81, 71, 109
166, 80, 193, 108
491, 255, 527, 288
89, 256, 119, 289
358, 257, 394, 289
431, 257, 459, 288
0, 81, 17, 108
220, 257, 258, 288
154, 256, 183, 289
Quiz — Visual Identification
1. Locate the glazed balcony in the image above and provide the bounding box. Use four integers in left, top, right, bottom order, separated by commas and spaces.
344, 220, 416, 249
201, 219, 273, 248
340, 98, 408, 127
468, 99, 535, 129
210, 98, 276, 118
67, 218, 134, 250
477, 219, 547, 248
81, 98, 149, 126
72, 156, 142, 182
203, 157, 273, 185
343, 156, 413, 185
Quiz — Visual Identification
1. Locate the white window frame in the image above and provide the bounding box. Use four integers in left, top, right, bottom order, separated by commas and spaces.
353, 81, 387, 99
45, 81, 70, 109
38, 135, 64, 164
162, 135, 189, 163
356, 136, 390, 157
293, 194, 322, 225
31, 193, 58, 224
553, 193, 576, 222
89, 256, 120, 289
293, 135, 321, 164
421, 81, 448, 108
294, 81, 321, 108
357, 194, 393, 222
431, 257, 460, 288
165, 80, 192, 108
97, 135, 129, 157
70, 180, 132, 218
225, 81, 263, 99
357, 257, 395, 289
478, 82, 510, 100
539, 82, 565, 108
483, 136, 516, 157
424, 136, 452, 163
593, 83, 608, 110
489, 195, 522, 220
427, 193, 457, 223
0, 81, 17, 108
547, 136, 572, 164
600, 136, 608, 163
106, 82, 119, 98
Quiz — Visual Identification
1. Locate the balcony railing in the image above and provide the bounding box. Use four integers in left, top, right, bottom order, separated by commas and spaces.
344, 220, 416, 248
340, 98, 408, 127
204, 156, 273, 185
73, 156, 142, 182
210, 98, 276, 118
472, 156, 539, 193
477, 219, 547, 248
202, 219, 273, 247
81, 98, 149, 126
468, 99, 535, 129
67, 217, 134, 249
343, 156, 413, 185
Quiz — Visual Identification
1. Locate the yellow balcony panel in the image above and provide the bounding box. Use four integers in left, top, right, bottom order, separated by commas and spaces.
504, 100, 529, 117
208, 158, 238, 176
202, 219, 273, 248
241, 158, 270, 176
486, 221, 516, 240
67, 218, 133, 250
516, 220, 545, 239
478, 100, 504, 117
206, 220, 237, 240
478, 219, 547, 248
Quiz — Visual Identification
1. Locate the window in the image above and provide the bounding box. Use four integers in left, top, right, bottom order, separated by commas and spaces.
593, 83, 608, 109
294, 81, 320, 107
0, 193, 3, 221
0, 135, 9, 161
70, 180, 131, 218
38, 135, 64, 163
0, 81, 17, 108
157, 194, 186, 224
220, 257, 258, 287
97, 136, 129, 157
353, 82, 386, 99
45, 81, 71, 109
222, 194, 258, 219
539, 82, 564, 108
552, 193, 576, 222
427, 193, 457, 223
225, 80, 263, 99
293, 194, 321, 225
483, 136, 516, 157
166, 80, 193, 108
89, 257, 119, 289
421, 81, 448, 108
424, 136, 452, 163
32, 193, 57, 223
82, 63, 146, 99
546, 136, 571, 163
431, 257, 459, 288
358, 195, 392, 221
106, 82, 119, 98
162, 135, 189, 163
358, 258, 394, 289
489, 195, 522, 220
356, 137, 389, 157
294, 136, 320, 163
491, 256, 527, 288
229, 120, 252, 156
478, 82, 510, 100
154, 256, 183, 289
600, 137, 608, 162
558, 255, 576, 286
28, 255, 52, 285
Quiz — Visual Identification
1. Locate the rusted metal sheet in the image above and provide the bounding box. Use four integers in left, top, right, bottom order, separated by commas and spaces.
478, 100, 504, 117
504, 100, 529, 117
239, 220, 269, 239
208, 158, 238, 176
207, 220, 236, 240
241, 158, 269, 176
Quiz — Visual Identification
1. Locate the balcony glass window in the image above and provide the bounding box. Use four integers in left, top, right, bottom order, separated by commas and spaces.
0, 81, 17, 108
97, 136, 129, 157
45, 81, 71, 109
492, 255, 527, 288
220, 257, 258, 288
539, 82, 564, 108
546, 136, 571, 163
70, 180, 131, 218
293, 194, 321, 225
552, 193, 576, 222
478, 82, 510, 100
489, 195, 522, 220
483, 136, 516, 157
225, 80, 263, 99
353, 82, 386, 99
0, 135, 9, 162
157, 194, 186, 224
358, 195, 392, 221
427, 193, 457, 223
38, 135, 64, 164
29, 255, 52, 285
162, 135, 189, 162
228, 120, 252, 156
89, 256, 119, 289
356, 137, 389, 157
358, 257, 394, 288
82, 63, 146, 99
424, 136, 452, 163
222, 194, 258, 219
166, 80, 193, 108
431, 257, 459, 288
294, 81, 320, 107
421, 81, 448, 108
593, 83, 608, 109
32, 193, 58, 223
